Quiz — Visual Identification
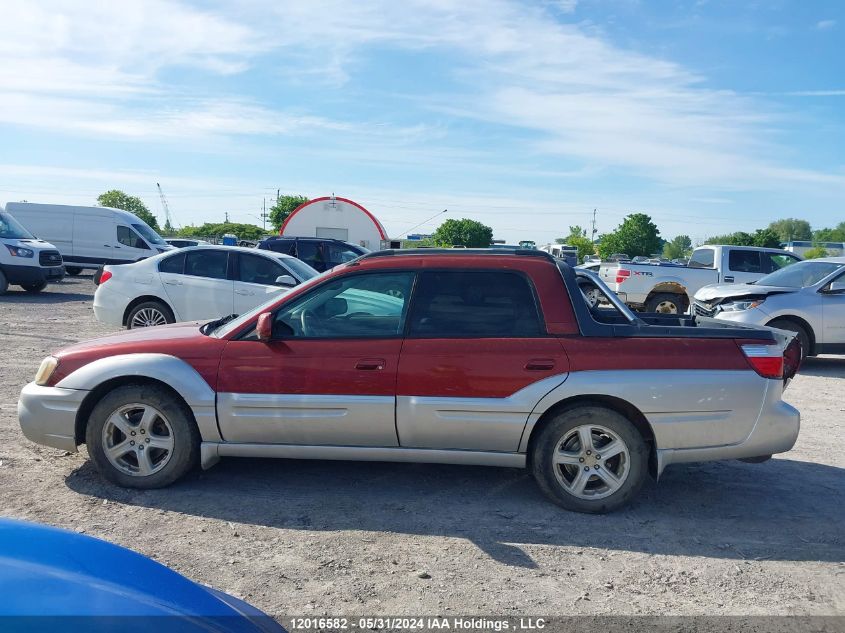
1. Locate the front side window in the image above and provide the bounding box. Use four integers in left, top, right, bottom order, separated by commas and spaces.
117, 225, 149, 249
0, 212, 35, 239
765, 253, 800, 273
408, 271, 543, 337
131, 223, 166, 245
184, 250, 229, 280
273, 272, 414, 338
728, 249, 762, 273
239, 253, 285, 286
296, 241, 329, 271
328, 242, 365, 264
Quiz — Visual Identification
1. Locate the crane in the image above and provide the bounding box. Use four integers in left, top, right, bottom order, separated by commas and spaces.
156, 182, 175, 231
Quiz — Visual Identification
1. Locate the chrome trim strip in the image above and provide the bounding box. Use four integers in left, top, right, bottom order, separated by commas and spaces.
204, 442, 526, 468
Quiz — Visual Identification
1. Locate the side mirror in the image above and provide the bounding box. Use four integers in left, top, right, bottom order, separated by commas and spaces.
825, 281, 845, 294
276, 274, 297, 287
256, 312, 273, 341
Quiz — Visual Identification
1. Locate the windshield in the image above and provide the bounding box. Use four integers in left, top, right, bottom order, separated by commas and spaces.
0, 211, 36, 239
280, 256, 319, 281
209, 270, 327, 338
131, 222, 167, 245
754, 261, 844, 288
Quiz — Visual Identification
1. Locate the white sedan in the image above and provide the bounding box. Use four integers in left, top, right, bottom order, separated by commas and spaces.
93, 246, 318, 328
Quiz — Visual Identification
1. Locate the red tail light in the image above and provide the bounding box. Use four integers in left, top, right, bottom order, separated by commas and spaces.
99, 270, 112, 284
615, 269, 631, 284
740, 344, 783, 380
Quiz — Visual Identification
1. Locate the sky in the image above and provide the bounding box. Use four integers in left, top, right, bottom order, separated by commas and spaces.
0, 0, 843, 245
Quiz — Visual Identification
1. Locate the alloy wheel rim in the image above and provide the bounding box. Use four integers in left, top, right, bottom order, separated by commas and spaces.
552, 424, 630, 500
655, 300, 678, 314
132, 308, 167, 327
101, 403, 175, 476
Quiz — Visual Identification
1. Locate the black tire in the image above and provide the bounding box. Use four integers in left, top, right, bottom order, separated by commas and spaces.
767, 318, 811, 359
0, 269, 8, 295
645, 292, 687, 314
85, 383, 200, 488
65, 267, 83, 276
579, 281, 601, 308
531, 405, 648, 513
21, 281, 47, 293
126, 300, 175, 329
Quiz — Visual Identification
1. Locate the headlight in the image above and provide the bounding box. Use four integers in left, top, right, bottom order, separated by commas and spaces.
34, 356, 59, 386
720, 299, 765, 312
5, 245, 34, 258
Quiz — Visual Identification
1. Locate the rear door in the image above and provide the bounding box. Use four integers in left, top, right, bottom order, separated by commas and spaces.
233, 252, 289, 314
160, 249, 234, 321
724, 249, 764, 284
73, 211, 113, 263
395, 270, 569, 452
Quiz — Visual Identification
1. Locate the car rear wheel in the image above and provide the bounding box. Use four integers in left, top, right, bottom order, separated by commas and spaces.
127, 301, 174, 329
646, 293, 687, 314
85, 384, 199, 488
65, 267, 83, 276
21, 281, 47, 293
531, 406, 648, 513
0, 270, 8, 295
767, 319, 811, 360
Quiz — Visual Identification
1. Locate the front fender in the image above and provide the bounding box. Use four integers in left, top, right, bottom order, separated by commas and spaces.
56, 353, 220, 442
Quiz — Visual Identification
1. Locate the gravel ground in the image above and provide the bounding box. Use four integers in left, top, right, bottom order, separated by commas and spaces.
1, 275, 843, 617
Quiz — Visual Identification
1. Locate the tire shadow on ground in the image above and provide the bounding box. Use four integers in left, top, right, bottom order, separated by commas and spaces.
66, 455, 845, 568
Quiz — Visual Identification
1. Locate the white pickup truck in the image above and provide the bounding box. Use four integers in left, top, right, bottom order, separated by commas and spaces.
599, 245, 801, 314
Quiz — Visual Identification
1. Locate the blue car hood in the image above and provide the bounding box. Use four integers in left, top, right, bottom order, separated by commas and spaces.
0, 519, 283, 631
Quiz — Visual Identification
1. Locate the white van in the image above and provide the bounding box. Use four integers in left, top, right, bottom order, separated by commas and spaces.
5, 202, 173, 275
0, 206, 65, 294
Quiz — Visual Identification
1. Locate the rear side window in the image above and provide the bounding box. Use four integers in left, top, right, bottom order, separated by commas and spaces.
408, 271, 543, 337
688, 248, 715, 269
239, 253, 284, 285
159, 252, 185, 274
185, 250, 229, 280
728, 250, 762, 273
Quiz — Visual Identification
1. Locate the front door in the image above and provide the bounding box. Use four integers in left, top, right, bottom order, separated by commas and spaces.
216, 271, 416, 446
116, 224, 153, 263
233, 252, 289, 314
395, 270, 569, 452
821, 272, 845, 346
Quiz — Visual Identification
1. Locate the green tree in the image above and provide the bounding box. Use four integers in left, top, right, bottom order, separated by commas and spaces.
751, 228, 782, 248
803, 246, 829, 259
768, 218, 812, 242
269, 195, 309, 231
813, 222, 845, 242
705, 231, 754, 246
97, 190, 159, 230
556, 225, 595, 263
597, 213, 662, 259
432, 218, 493, 248
176, 222, 264, 241
663, 235, 692, 260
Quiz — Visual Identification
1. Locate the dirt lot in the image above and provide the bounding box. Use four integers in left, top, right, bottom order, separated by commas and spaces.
1, 275, 843, 617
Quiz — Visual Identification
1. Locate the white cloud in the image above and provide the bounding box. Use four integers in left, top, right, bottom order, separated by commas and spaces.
815, 19, 836, 30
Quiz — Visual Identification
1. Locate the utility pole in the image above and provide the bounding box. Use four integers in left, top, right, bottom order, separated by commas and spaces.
225, 211, 229, 223
262, 198, 267, 231
591, 208, 597, 244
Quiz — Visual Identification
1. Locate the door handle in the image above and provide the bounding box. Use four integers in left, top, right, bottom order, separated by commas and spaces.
103, 244, 112, 247
525, 359, 555, 371
235, 289, 254, 296
724, 276, 734, 282
355, 358, 386, 370
164, 279, 182, 286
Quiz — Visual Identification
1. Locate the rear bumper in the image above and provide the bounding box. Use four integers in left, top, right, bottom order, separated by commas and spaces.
656, 382, 800, 475
92, 288, 131, 327
17, 382, 86, 452
0, 263, 65, 285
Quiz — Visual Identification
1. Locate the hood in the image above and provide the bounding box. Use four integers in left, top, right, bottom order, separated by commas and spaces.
3, 237, 58, 250
694, 283, 797, 303
0, 519, 281, 627
55, 321, 208, 356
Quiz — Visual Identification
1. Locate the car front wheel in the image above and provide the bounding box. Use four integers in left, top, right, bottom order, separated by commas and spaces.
85, 384, 200, 488
531, 405, 648, 513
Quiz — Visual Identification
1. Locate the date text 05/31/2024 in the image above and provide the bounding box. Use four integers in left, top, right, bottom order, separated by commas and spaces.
288, 617, 548, 631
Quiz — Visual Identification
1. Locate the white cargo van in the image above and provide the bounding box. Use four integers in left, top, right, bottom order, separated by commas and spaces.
0, 206, 65, 294
5, 202, 173, 275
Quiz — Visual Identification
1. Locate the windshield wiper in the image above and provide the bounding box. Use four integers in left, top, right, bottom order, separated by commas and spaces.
200, 313, 239, 335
